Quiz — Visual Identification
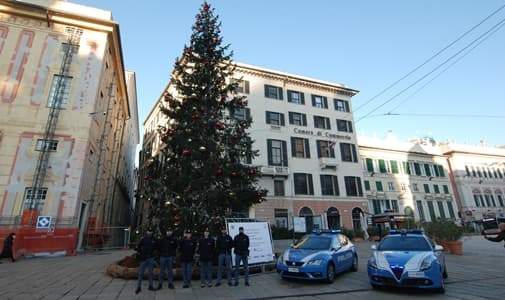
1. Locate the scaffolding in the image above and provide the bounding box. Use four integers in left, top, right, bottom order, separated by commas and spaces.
27, 27, 82, 213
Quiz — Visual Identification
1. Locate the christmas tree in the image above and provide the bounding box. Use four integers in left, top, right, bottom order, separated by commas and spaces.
142, 2, 266, 235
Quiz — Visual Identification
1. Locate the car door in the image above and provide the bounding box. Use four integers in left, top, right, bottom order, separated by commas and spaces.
429, 237, 445, 270
338, 234, 353, 270
330, 236, 345, 273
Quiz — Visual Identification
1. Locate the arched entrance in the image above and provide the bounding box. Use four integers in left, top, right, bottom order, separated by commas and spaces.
404, 206, 414, 217
327, 207, 341, 230
352, 207, 363, 231
299, 206, 314, 233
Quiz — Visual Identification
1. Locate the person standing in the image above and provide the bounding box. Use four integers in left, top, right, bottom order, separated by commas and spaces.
198, 229, 215, 287
157, 230, 177, 290
233, 227, 250, 286
0, 233, 16, 263
215, 227, 233, 287
179, 230, 196, 288
135, 230, 156, 294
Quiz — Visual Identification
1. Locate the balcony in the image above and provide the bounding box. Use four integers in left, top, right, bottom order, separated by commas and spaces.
319, 157, 339, 170
260, 166, 289, 177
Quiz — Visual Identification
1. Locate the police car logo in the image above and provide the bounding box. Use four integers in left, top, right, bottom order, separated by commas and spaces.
36, 216, 51, 229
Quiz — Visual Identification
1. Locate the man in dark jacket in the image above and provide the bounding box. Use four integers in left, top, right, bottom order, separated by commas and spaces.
483, 223, 505, 247
157, 230, 177, 290
198, 228, 215, 287
135, 230, 156, 294
215, 227, 233, 287
0, 233, 16, 263
233, 227, 250, 286
179, 230, 196, 288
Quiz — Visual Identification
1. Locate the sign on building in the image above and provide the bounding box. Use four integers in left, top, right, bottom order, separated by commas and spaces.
227, 221, 274, 265
293, 217, 306, 233
36, 216, 52, 229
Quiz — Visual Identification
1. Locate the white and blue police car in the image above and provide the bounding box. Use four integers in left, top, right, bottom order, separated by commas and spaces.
367, 229, 448, 293
276, 230, 358, 283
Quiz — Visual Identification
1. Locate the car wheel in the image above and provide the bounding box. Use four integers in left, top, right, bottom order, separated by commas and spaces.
350, 255, 358, 272
325, 263, 335, 283
442, 264, 448, 279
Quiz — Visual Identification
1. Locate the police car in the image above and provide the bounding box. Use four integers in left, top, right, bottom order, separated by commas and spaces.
276, 230, 358, 283
367, 229, 447, 293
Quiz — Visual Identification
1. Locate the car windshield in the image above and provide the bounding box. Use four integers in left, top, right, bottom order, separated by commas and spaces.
293, 236, 331, 250
378, 236, 432, 251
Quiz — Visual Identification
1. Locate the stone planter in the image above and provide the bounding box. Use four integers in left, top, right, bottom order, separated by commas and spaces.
445, 240, 463, 255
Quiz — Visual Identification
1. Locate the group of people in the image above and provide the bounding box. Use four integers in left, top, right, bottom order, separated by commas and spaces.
135, 226, 250, 294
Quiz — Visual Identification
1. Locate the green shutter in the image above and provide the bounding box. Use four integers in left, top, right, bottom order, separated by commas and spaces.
267, 139, 273, 165
376, 181, 383, 192
366, 158, 374, 172
390, 161, 399, 174
364, 180, 370, 191
308, 174, 314, 195
304, 138, 310, 158
300, 92, 305, 104
302, 114, 307, 126
379, 159, 387, 173
280, 113, 285, 126
278, 87, 283, 100
317, 141, 322, 158
438, 165, 445, 177
323, 97, 328, 109
281, 140, 288, 166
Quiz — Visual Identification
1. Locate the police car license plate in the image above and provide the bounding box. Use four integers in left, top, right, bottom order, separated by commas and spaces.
288, 267, 299, 273
409, 271, 425, 278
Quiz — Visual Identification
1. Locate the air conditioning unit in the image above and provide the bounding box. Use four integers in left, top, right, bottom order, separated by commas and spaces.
260, 166, 289, 177
319, 158, 339, 170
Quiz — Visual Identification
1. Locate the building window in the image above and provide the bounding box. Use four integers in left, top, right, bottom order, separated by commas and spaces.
424, 164, 432, 177
376, 181, 383, 192
400, 183, 406, 191
423, 184, 430, 193
265, 111, 285, 126
473, 194, 481, 207
372, 199, 381, 214
311, 94, 328, 108
427, 201, 436, 221
465, 166, 470, 176
294, 173, 314, 195
490, 195, 497, 207
23, 187, 48, 210
403, 161, 411, 175
480, 194, 485, 207
317, 140, 335, 158
336, 119, 353, 133
387, 182, 395, 191
437, 165, 445, 177
443, 185, 449, 194
264, 84, 283, 100
320, 175, 339, 196
364, 180, 371, 191
267, 139, 287, 166
273, 180, 285, 196
497, 195, 504, 207
416, 200, 425, 221
35, 139, 58, 152
447, 202, 456, 219
340, 143, 358, 162
484, 194, 491, 207
234, 79, 250, 94
291, 137, 310, 158
433, 184, 440, 194
327, 207, 340, 229
288, 112, 307, 126
274, 209, 288, 228
414, 163, 422, 176
412, 183, 419, 192
391, 200, 399, 212
287, 90, 304, 104
378, 159, 387, 173
390, 161, 399, 174
352, 208, 363, 231
366, 158, 374, 172
232, 107, 250, 120
313, 116, 331, 129
61, 42, 79, 55
47, 75, 72, 108
344, 176, 363, 197
299, 207, 314, 232
437, 201, 446, 219
334, 99, 350, 112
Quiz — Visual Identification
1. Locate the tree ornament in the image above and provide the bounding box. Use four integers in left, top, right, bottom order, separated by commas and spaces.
229, 191, 235, 197
188, 138, 192, 142
215, 121, 225, 130
199, 146, 206, 151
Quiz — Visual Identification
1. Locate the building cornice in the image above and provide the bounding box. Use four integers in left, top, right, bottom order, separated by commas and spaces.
358, 144, 446, 158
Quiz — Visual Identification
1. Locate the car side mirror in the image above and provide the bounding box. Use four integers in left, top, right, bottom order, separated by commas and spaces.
371, 244, 377, 250
434, 245, 444, 252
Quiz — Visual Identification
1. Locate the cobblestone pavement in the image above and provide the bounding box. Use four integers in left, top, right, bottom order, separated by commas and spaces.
0, 236, 503, 300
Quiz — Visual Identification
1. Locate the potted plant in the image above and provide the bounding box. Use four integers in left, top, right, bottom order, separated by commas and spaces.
442, 221, 463, 255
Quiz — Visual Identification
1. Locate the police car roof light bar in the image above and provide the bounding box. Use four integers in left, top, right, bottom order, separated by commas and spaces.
389, 229, 424, 235
312, 229, 341, 235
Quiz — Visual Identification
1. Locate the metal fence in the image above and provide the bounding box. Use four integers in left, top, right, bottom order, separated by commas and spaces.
83, 226, 131, 250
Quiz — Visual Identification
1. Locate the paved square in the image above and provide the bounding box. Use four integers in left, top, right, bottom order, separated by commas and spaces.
0, 236, 504, 299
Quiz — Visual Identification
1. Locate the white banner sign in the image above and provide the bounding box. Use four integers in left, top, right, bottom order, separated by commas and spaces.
293, 217, 306, 233
227, 221, 274, 265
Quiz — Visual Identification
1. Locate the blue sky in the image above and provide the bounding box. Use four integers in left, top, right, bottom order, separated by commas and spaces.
75, 0, 505, 146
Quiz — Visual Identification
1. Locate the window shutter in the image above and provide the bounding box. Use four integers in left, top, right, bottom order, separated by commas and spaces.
333, 99, 338, 110
291, 137, 296, 157
300, 92, 305, 104
308, 174, 314, 195
340, 143, 345, 161
244, 81, 250, 94
265, 111, 271, 124
323, 97, 328, 109
333, 176, 339, 196
267, 139, 273, 165
357, 178, 363, 196
282, 140, 288, 166
330, 143, 335, 158
325, 118, 331, 129
287, 90, 292, 102
317, 141, 322, 158
280, 113, 285, 126
302, 114, 307, 126
348, 121, 353, 133
344, 100, 350, 112
264, 85, 269, 98
351, 144, 358, 162
245, 108, 251, 120
311, 95, 316, 106
278, 87, 283, 100
288, 112, 293, 124
304, 138, 310, 158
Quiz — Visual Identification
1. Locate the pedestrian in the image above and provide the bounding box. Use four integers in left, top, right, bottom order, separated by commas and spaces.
179, 230, 196, 288
135, 230, 156, 294
157, 229, 177, 290
0, 233, 16, 263
215, 227, 233, 287
233, 226, 250, 286
198, 228, 215, 288
483, 223, 505, 247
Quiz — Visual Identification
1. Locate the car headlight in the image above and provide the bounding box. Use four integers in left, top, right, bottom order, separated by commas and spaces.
306, 259, 323, 266
368, 257, 378, 269
420, 256, 434, 271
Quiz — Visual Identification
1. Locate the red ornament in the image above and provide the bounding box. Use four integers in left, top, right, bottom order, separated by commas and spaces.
231, 171, 239, 177
248, 169, 256, 176
182, 149, 192, 156
215, 122, 225, 130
